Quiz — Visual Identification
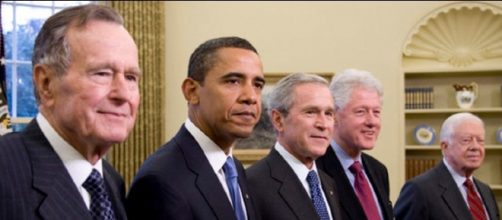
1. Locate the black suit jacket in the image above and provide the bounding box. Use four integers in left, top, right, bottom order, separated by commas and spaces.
0, 120, 127, 220
126, 125, 257, 220
394, 160, 500, 220
317, 146, 394, 220
246, 148, 342, 220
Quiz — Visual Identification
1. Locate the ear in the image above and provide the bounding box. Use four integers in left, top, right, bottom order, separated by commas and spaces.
182, 78, 200, 105
270, 109, 285, 133
440, 141, 448, 151
33, 64, 55, 106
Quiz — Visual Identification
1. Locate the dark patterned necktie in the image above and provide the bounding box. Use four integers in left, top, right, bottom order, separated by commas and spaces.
349, 161, 380, 220
223, 156, 246, 220
306, 170, 330, 220
82, 169, 116, 220
464, 179, 487, 220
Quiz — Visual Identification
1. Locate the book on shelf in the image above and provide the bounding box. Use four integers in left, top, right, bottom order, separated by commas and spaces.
405, 87, 434, 109
405, 158, 438, 180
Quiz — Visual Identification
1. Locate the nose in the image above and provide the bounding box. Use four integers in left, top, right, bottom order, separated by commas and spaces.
109, 73, 132, 102
315, 112, 334, 130
239, 82, 259, 105
364, 112, 379, 126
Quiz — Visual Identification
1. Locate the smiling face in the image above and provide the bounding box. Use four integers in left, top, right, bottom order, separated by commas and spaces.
442, 120, 485, 177
184, 47, 264, 151
333, 86, 381, 158
273, 83, 335, 168
36, 20, 140, 159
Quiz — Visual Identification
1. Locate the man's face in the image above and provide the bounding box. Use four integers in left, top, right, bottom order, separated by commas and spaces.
192, 47, 264, 148
44, 21, 140, 151
443, 120, 485, 176
274, 83, 335, 166
334, 87, 381, 156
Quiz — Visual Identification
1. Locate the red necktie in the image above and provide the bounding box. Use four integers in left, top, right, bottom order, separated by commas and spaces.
349, 161, 381, 220
464, 179, 487, 220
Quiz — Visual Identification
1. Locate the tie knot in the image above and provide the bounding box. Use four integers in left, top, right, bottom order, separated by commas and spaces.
223, 156, 238, 179
306, 170, 320, 186
349, 161, 363, 174
464, 178, 474, 188
83, 169, 105, 193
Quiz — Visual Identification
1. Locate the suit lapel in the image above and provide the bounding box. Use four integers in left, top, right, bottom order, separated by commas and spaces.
436, 162, 472, 220
176, 127, 236, 220
267, 149, 319, 220
103, 161, 127, 220
361, 154, 392, 220
23, 121, 91, 220
235, 159, 256, 220
320, 147, 366, 220
319, 171, 342, 220
474, 178, 499, 220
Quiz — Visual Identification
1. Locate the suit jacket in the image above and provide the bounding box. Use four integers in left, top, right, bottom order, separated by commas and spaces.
0, 120, 127, 220
317, 146, 394, 220
126, 125, 257, 220
246, 148, 342, 220
394, 160, 500, 220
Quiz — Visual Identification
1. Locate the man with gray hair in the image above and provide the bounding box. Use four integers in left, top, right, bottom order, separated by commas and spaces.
247, 73, 342, 220
394, 112, 499, 220
317, 69, 394, 220
0, 4, 138, 220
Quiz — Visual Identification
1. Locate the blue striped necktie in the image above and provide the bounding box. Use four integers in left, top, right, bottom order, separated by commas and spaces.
223, 156, 246, 220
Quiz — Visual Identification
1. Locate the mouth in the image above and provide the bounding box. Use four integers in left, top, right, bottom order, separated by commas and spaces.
311, 135, 328, 141
98, 110, 129, 118
233, 111, 257, 120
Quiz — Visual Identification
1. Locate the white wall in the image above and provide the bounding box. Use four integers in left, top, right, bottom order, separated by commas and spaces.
163, 1, 502, 202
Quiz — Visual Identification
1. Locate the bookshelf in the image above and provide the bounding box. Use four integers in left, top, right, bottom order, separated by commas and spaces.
401, 2, 502, 213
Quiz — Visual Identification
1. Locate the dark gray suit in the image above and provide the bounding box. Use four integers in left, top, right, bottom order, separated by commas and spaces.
317, 146, 394, 220
394, 160, 500, 220
246, 148, 342, 220
126, 125, 257, 220
0, 120, 127, 220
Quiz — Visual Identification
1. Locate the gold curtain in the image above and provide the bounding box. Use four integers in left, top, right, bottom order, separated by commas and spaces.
106, 1, 165, 189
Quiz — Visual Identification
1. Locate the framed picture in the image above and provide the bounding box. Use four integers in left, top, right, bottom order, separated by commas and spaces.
234, 72, 334, 165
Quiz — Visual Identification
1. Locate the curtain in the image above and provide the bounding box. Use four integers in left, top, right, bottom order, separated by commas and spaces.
107, 1, 165, 189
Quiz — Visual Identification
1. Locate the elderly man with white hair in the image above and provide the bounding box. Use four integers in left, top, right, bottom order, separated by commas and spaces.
394, 112, 500, 220
317, 69, 394, 220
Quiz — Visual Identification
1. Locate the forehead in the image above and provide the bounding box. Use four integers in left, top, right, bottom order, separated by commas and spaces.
453, 120, 484, 135
292, 83, 333, 106
346, 87, 381, 107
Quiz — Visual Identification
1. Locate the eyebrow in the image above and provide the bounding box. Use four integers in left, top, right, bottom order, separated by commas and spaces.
222, 72, 265, 83
88, 62, 142, 76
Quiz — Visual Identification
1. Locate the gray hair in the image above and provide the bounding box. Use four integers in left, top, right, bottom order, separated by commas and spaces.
32, 4, 125, 103
267, 73, 329, 117
330, 68, 383, 110
440, 112, 484, 143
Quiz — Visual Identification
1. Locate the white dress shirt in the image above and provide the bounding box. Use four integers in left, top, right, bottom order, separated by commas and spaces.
275, 142, 333, 220
184, 119, 247, 219
330, 140, 384, 220
36, 113, 103, 209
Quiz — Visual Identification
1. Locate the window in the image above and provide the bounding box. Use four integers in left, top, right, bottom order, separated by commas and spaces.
1, 1, 90, 130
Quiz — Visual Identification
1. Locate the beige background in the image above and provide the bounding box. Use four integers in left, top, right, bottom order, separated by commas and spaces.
163, 1, 502, 202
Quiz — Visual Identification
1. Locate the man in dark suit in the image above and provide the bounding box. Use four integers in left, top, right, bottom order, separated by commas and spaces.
394, 112, 500, 220
247, 73, 342, 220
0, 4, 139, 220
126, 36, 264, 220
317, 69, 393, 220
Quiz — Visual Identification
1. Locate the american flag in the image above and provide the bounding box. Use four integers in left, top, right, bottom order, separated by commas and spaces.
0, 2, 12, 135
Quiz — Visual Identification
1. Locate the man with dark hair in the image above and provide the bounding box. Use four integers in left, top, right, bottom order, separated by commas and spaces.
0, 4, 139, 220
127, 36, 264, 220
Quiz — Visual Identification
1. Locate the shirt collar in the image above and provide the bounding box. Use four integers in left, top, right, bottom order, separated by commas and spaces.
331, 139, 363, 170
184, 118, 230, 173
274, 142, 319, 181
443, 158, 471, 188
36, 113, 103, 188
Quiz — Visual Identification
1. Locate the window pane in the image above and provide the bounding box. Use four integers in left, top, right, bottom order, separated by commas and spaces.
5, 63, 13, 115
15, 6, 51, 61
19, 1, 53, 7
2, 4, 13, 60
16, 64, 37, 117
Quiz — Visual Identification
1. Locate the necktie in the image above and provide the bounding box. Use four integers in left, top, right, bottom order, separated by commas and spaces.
464, 179, 487, 220
82, 169, 116, 220
306, 170, 330, 220
349, 161, 380, 220
223, 156, 246, 220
